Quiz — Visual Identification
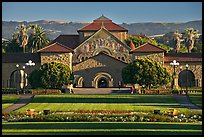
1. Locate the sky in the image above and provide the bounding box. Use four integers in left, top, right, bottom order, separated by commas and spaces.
2, 2, 202, 23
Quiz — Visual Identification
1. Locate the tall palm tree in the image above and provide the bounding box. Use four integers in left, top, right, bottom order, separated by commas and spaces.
173, 30, 182, 53
184, 28, 199, 53
16, 24, 29, 53
27, 24, 50, 52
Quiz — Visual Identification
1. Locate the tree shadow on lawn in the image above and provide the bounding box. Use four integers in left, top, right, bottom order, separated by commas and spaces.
2, 122, 202, 130
31, 96, 176, 104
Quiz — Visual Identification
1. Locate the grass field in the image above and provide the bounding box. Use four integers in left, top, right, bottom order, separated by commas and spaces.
2, 95, 20, 109
2, 94, 202, 135
13, 94, 194, 114
2, 122, 202, 135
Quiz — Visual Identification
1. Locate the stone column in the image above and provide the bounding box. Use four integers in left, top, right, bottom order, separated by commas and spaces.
198, 79, 202, 87
69, 53, 73, 71
172, 74, 179, 90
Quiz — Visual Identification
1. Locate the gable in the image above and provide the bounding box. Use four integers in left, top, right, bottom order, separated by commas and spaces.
37, 42, 73, 53
75, 27, 130, 52
130, 43, 166, 53
73, 52, 127, 72
73, 27, 131, 63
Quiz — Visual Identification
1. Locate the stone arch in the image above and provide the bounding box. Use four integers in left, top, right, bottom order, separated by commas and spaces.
178, 69, 196, 88
77, 54, 90, 62
10, 69, 27, 89
92, 47, 113, 56
115, 53, 126, 61
75, 76, 84, 87
92, 72, 113, 88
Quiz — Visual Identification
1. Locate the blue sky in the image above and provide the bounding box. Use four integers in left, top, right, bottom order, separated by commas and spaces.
2, 2, 202, 23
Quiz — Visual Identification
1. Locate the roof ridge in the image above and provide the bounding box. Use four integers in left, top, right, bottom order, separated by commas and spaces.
37, 42, 73, 53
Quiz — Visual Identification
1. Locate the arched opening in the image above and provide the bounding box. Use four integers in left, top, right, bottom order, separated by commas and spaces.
178, 70, 195, 88
92, 72, 113, 88
10, 69, 27, 89
92, 47, 113, 56
75, 76, 84, 87
98, 78, 108, 88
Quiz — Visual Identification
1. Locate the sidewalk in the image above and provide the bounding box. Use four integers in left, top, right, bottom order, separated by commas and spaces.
173, 94, 201, 111
2, 94, 34, 113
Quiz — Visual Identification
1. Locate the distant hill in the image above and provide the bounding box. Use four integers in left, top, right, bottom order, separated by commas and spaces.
2, 20, 202, 40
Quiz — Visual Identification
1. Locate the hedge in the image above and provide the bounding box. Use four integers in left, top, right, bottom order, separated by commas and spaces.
31, 89, 61, 94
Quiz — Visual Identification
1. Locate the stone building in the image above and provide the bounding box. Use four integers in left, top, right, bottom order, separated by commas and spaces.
2, 15, 202, 89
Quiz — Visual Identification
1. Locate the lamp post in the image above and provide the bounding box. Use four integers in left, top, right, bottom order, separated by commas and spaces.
25, 60, 35, 89
170, 60, 179, 90
185, 64, 189, 95
22, 66, 26, 94
15, 64, 20, 94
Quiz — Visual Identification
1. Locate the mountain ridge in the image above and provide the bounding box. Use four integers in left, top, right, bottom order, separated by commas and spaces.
2, 20, 202, 40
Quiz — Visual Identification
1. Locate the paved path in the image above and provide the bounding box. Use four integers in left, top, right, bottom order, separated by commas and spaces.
173, 94, 201, 110
2, 94, 34, 113
71, 88, 131, 94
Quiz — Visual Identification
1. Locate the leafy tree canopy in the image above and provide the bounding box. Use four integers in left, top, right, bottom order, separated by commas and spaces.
28, 62, 74, 89
122, 58, 172, 89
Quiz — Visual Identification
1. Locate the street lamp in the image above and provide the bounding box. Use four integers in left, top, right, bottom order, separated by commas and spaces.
185, 64, 189, 95
22, 66, 26, 94
170, 60, 179, 90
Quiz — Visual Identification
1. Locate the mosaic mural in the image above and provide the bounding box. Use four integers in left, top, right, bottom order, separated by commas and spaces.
73, 29, 131, 63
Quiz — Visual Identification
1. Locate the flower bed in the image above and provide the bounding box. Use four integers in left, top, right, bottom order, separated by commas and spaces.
31, 89, 61, 94
2, 110, 202, 123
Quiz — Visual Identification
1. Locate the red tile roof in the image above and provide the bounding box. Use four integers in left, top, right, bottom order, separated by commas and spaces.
130, 43, 165, 53
164, 53, 202, 62
53, 35, 79, 49
37, 42, 73, 53
78, 15, 128, 31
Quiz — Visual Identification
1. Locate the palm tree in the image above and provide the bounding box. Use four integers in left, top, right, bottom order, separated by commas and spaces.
16, 24, 29, 53
173, 30, 182, 53
184, 28, 199, 53
27, 24, 50, 52
2, 33, 22, 53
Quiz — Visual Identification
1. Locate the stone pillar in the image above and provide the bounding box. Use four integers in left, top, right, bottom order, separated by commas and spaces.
198, 79, 202, 87
172, 75, 179, 90
69, 53, 73, 71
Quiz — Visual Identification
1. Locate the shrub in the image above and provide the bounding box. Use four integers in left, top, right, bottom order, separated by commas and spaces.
29, 62, 74, 89
31, 89, 61, 94
171, 90, 179, 94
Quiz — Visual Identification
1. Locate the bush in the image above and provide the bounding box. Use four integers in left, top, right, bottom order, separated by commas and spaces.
171, 90, 179, 94
3, 111, 202, 123
2, 88, 32, 94
2, 88, 17, 94
31, 89, 61, 94
29, 62, 74, 89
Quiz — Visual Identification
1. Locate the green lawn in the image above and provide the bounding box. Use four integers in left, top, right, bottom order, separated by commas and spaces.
2, 122, 202, 135
2, 95, 20, 109
14, 94, 191, 114
188, 95, 202, 108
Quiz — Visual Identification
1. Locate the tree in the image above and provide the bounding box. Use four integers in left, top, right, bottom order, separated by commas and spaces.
124, 35, 158, 48
172, 31, 182, 53
2, 32, 22, 53
28, 62, 74, 89
27, 24, 50, 52
121, 58, 172, 89
183, 28, 199, 53
2, 24, 50, 53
